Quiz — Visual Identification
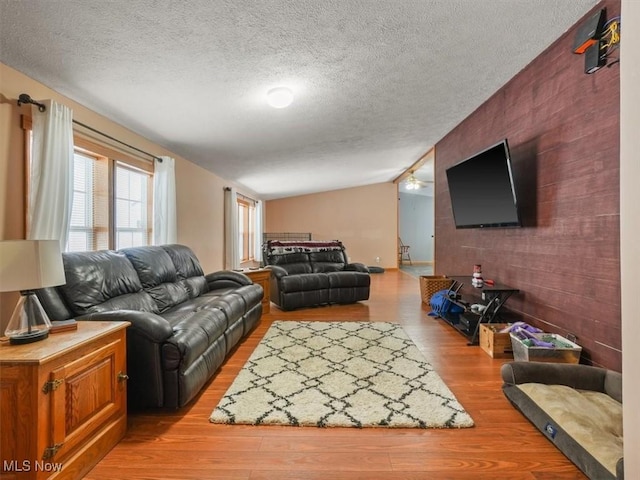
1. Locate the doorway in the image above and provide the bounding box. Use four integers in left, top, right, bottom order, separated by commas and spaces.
397, 155, 435, 277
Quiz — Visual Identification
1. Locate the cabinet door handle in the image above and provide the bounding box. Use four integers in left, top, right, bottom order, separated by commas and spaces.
117, 372, 129, 382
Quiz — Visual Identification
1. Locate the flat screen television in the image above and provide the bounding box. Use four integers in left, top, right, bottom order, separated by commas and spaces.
446, 139, 521, 229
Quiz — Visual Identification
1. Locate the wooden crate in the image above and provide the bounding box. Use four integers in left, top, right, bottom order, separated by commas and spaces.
479, 323, 513, 358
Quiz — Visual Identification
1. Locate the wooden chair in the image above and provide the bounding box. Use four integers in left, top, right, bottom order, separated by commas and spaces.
398, 238, 412, 265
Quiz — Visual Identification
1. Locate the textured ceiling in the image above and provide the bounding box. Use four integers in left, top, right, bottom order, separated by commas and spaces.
0, 0, 598, 199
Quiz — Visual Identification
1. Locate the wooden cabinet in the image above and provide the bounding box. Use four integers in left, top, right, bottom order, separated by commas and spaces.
0, 321, 129, 480
243, 268, 271, 314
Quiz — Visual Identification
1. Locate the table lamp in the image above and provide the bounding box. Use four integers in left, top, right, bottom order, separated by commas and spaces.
0, 240, 66, 344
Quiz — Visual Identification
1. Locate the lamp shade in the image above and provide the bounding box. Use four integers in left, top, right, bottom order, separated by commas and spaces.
0, 240, 66, 292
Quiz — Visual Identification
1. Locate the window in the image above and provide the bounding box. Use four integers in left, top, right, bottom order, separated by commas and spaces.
64, 145, 153, 252
237, 196, 256, 263
24, 116, 154, 252
66, 149, 110, 252
68, 151, 96, 252
114, 163, 152, 249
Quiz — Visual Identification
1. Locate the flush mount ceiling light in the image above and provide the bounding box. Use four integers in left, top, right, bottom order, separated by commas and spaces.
267, 87, 294, 108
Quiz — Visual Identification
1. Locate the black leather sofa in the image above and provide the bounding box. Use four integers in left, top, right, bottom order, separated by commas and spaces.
262, 240, 370, 311
35, 244, 263, 409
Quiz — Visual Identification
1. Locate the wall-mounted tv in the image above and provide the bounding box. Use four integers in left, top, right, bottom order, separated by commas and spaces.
446, 139, 521, 229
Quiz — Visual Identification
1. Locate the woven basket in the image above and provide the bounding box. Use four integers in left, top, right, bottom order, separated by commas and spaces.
419, 275, 452, 304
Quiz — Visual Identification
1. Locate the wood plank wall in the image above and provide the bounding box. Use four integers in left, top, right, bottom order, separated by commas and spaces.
434, 0, 621, 371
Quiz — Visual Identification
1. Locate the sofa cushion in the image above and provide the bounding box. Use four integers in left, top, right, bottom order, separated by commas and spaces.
60, 250, 158, 315
161, 295, 219, 313
121, 246, 190, 312
517, 383, 623, 478
35, 285, 75, 322
204, 284, 263, 308
162, 309, 227, 370
201, 294, 246, 327
233, 284, 265, 309
161, 244, 209, 297
85, 292, 159, 314
280, 273, 330, 293
310, 250, 347, 272
327, 271, 371, 288
267, 252, 313, 275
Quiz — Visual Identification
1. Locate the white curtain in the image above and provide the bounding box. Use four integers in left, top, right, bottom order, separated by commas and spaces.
254, 200, 264, 263
224, 187, 240, 269
153, 156, 177, 245
28, 100, 74, 251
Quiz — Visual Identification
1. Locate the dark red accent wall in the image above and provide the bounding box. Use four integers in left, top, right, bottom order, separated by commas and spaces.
434, 1, 621, 370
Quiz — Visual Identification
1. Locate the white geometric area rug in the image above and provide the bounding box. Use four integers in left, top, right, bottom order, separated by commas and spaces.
210, 321, 474, 428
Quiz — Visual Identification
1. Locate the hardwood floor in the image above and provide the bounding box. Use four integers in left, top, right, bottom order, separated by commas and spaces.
85, 270, 585, 480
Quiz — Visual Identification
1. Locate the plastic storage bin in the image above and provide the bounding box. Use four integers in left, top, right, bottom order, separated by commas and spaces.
510, 332, 582, 363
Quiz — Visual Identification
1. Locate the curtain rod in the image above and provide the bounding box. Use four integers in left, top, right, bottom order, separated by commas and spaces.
17, 93, 163, 163
237, 192, 257, 203
224, 187, 258, 203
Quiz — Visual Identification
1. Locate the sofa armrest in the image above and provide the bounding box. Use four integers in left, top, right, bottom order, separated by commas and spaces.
267, 265, 289, 280
77, 310, 173, 343
76, 310, 173, 408
501, 361, 609, 393
206, 270, 252, 290
345, 262, 369, 273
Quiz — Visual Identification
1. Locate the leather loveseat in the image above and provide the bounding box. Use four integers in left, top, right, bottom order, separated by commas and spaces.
262, 240, 370, 311
35, 244, 263, 409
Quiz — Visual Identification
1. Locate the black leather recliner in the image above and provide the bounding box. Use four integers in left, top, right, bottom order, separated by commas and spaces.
263, 240, 370, 311
35, 244, 263, 409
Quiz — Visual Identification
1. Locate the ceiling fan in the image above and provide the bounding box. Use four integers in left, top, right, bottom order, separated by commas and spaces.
404, 172, 432, 190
